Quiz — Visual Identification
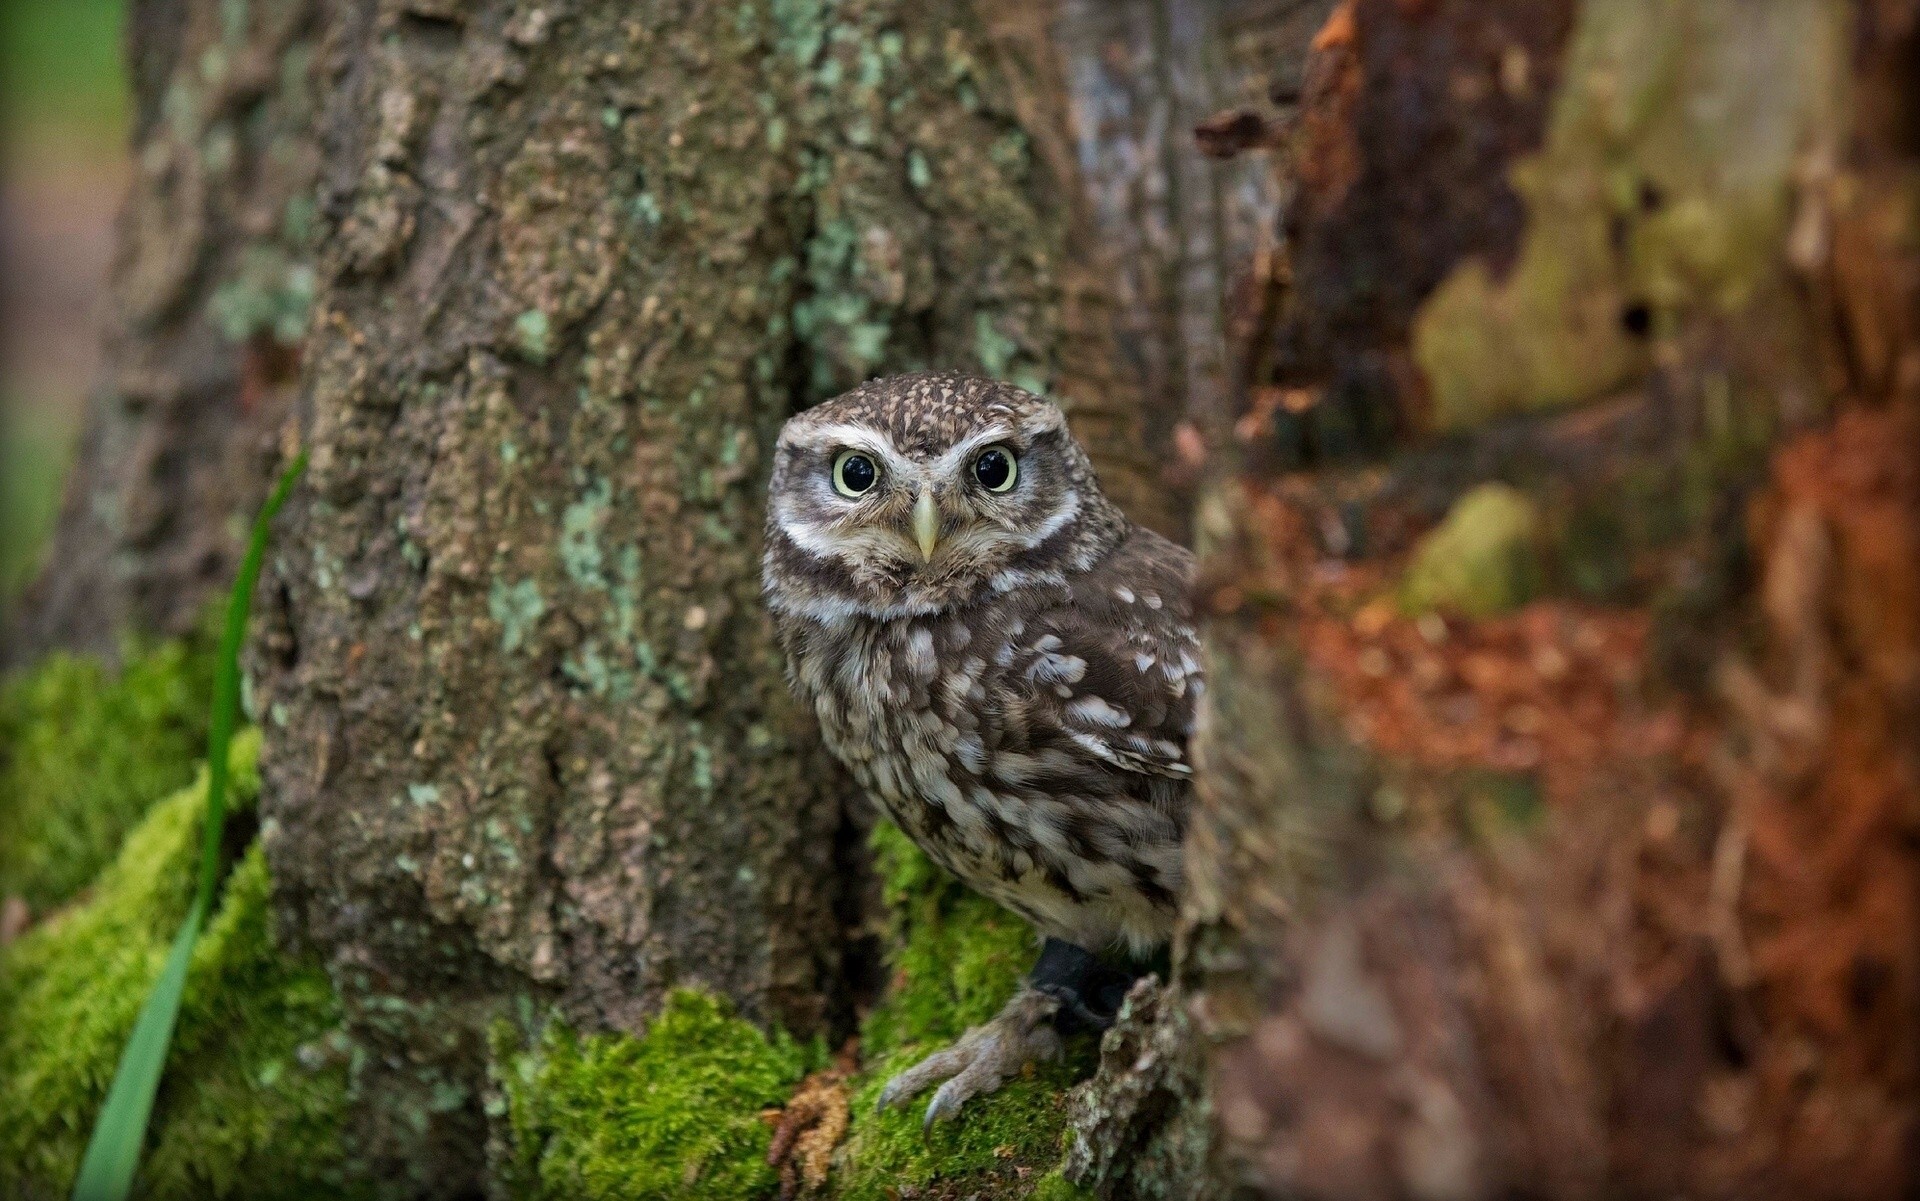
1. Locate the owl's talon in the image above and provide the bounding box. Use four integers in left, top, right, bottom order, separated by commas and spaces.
875, 986, 1063, 1125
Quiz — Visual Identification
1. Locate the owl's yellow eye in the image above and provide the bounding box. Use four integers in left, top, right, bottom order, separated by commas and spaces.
833, 450, 880, 497
972, 445, 1017, 492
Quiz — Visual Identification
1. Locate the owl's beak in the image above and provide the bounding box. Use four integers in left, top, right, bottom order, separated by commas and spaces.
912, 488, 940, 561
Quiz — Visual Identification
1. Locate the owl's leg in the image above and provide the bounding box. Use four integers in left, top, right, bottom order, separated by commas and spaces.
875, 938, 1134, 1126
1028, 937, 1136, 1032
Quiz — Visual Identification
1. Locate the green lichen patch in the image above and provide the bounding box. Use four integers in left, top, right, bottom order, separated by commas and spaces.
831, 823, 1094, 1200
494, 989, 811, 1200
0, 633, 215, 910
514, 308, 554, 364
0, 729, 355, 1199
1400, 483, 1544, 618
206, 243, 318, 345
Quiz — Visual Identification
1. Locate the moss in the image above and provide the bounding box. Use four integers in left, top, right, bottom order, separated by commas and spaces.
0, 632, 215, 910
494, 989, 811, 1199
1030, 1169, 1098, 1201
0, 729, 356, 1199
1399, 483, 1544, 618
483, 818, 1096, 1200
858, 822, 1038, 1056
831, 823, 1094, 1200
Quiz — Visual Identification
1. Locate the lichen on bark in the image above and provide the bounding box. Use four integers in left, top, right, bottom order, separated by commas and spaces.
1412, 0, 1847, 431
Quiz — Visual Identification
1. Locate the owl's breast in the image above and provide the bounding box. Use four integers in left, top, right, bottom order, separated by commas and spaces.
795, 615, 987, 852
782, 601, 1184, 952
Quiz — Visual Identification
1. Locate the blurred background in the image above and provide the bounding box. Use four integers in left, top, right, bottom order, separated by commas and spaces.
0, 0, 128, 600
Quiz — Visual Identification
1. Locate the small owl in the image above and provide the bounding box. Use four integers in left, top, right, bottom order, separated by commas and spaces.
763, 371, 1199, 1122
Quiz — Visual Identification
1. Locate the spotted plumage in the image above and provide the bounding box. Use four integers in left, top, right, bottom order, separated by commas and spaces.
762, 371, 1199, 1121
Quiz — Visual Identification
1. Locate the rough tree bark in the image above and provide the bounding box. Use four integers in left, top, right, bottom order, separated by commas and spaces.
247, 0, 1190, 1190
1071, 1, 1920, 1198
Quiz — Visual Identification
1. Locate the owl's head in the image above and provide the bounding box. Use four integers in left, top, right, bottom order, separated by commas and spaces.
763, 372, 1129, 622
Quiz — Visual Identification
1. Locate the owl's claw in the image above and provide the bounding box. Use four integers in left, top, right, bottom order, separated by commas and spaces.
874, 986, 1064, 1126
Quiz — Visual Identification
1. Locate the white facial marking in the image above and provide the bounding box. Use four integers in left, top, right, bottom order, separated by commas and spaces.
1012, 490, 1080, 550
929, 425, 1016, 479
795, 422, 918, 482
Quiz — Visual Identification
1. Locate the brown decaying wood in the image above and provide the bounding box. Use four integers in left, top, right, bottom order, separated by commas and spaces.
1074, 0, 1920, 1197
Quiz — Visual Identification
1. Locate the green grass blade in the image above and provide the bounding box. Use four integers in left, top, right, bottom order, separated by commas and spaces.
68, 909, 203, 1201
70, 452, 307, 1201
194, 452, 306, 917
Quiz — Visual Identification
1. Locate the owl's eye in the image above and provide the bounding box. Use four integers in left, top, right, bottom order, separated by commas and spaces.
972, 445, 1017, 492
832, 450, 879, 497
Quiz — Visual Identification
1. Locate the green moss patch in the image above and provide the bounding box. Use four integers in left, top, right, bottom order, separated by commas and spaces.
831, 823, 1095, 1200
859, 822, 1040, 1056
494, 989, 811, 1199
0, 728, 354, 1198
1400, 483, 1544, 618
0, 634, 214, 909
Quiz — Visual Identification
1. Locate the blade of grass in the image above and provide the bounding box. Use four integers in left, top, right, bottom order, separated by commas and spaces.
71, 452, 307, 1201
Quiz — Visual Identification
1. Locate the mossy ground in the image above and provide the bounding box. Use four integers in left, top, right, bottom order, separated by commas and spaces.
830, 823, 1096, 1201
0, 642, 1095, 1199
0, 630, 215, 910
492, 989, 814, 1199
486, 822, 1097, 1200
0, 728, 355, 1198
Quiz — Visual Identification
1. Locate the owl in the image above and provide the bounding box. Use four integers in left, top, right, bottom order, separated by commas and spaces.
763, 371, 1200, 1122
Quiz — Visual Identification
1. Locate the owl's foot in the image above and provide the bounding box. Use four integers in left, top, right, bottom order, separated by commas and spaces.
875, 939, 1141, 1126
875, 985, 1064, 1127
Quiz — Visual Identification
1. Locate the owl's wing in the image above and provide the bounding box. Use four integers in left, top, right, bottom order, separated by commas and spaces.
1012, 526, 1200, 783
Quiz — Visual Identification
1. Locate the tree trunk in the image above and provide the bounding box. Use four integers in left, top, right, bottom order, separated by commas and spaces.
2, 0, 321, 664
1071, 1, 1920, 1198
13, 0, 1318, 1192
249, 0, 1190, 1189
